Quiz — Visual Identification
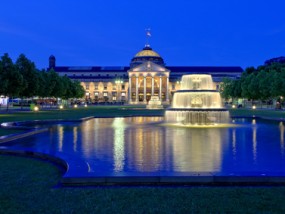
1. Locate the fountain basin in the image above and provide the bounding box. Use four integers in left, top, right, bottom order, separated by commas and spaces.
166, 74, 229, 125
165, 109, 230, 125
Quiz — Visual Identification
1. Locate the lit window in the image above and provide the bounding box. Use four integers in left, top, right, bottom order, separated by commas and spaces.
94, 92, 99, 96
112, 97, 116, 101
121, 92, 126, 97
103, 92, 108, 97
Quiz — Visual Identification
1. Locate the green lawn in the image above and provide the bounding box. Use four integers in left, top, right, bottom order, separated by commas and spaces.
1, 155, 285, 213
2, 106, 285, 213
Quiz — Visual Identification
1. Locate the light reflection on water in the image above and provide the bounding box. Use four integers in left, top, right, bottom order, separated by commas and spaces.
3, 117, 285, 175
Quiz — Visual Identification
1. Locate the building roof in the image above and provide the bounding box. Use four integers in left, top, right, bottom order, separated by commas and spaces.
135, 46, 161, 57
167, 66, 243, 73
53, 65, 243, 73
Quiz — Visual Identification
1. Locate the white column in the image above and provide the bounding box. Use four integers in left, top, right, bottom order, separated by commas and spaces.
159, 75, 162, 101
128, 76, 132, 103
135, 76, 139, 103
151, 76, 154, 97
166, 76, 169, 103
143, 76, 146, 103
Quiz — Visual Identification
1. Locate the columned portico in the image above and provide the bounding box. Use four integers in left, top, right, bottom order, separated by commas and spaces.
143, 76, 146, 103
159, 75, 162, 101
166, 75, 169, 102
135, 76, 139, 102
128, 61, 170, 104
151, 76, 154, 96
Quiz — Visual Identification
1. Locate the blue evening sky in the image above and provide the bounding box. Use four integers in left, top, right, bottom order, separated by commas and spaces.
0, 0, 284, 69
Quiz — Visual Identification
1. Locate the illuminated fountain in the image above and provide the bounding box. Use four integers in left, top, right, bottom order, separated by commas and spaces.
165, 74, 229, 125
146, 96, 163, 109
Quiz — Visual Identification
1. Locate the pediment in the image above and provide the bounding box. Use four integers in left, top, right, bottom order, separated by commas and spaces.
130, 61, 168, 73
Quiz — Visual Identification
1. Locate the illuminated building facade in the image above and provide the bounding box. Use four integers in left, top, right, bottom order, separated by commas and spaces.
50, 45, 243, 104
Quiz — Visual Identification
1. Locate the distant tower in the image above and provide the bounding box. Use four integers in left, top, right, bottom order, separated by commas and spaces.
49, 55, 56, 68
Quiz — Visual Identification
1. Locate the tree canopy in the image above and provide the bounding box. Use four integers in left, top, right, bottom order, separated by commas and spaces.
221, 63, 285, 103
0, 53, 85, 102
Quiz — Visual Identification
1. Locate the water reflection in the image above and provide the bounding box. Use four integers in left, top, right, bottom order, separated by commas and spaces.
280, 122, 284, 155
169, 127, 225, 172
112, 118, 125, 171
5, 117, 285, 176
252, 119, 257, 162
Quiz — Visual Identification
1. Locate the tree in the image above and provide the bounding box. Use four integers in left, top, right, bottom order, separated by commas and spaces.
72, 80, 85, 98
0, 53, 24, 110
37, 69, 49, 98
15, 54, 39, 98
257, 70, 271, 100
220, 78, 233, 100
247, 73, 260, 101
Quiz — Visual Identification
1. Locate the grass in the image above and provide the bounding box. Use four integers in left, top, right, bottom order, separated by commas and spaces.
2, 106, 285, 212
1, 155, 285, 213
229, 108, 285, 119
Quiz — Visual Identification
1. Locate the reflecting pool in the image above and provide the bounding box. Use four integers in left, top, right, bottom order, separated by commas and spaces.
2, 117, 285, 177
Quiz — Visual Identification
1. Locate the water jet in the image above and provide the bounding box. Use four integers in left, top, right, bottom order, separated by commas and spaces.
165, 74, 229, 125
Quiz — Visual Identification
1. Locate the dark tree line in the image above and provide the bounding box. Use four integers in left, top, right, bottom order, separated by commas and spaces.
0, 53, 85, 109
221, 63, 285, 107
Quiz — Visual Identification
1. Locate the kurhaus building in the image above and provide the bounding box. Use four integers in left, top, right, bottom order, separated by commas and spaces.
50, 45, 243, 104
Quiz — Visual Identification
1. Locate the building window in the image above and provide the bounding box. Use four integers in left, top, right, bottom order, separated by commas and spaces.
86, 83, 89, 90
95, 84, 98, 90
73, 74, 76, 77
172, 84, 175, 90
103, 92, 108, 97
122, 84, 125, 90
81, 74, 84, 77
104, 85, 107, 90
113, 85, 116, 90
112, 97, 117, 101
94, 92, 99, 96
121, 92, 126, 97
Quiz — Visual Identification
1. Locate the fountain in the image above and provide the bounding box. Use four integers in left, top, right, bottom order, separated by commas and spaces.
165, 74, 229, 125
146, 96, 164, 109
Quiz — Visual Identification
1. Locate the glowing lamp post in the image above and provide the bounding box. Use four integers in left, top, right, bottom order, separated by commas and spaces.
34, 106, 39, 112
